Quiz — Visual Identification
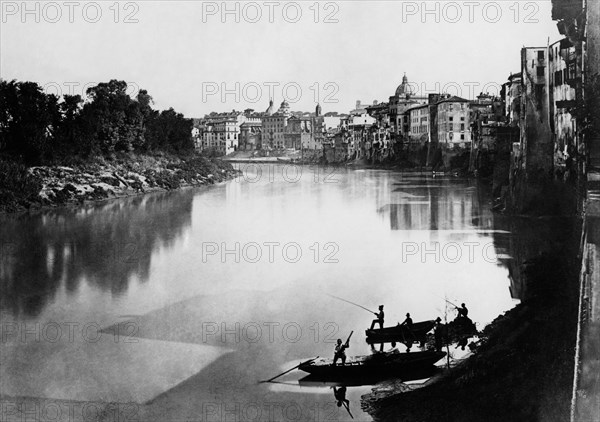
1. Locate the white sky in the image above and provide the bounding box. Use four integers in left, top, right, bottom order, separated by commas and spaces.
1, 1, 562, 117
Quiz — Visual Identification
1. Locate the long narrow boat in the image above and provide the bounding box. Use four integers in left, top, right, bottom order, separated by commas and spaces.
298, 350, 445, 378
365, 320, 436, 344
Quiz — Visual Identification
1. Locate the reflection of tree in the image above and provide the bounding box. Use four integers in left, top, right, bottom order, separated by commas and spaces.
0, 190, 193, 318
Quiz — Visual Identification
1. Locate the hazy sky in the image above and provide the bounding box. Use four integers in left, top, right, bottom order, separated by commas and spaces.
1, 1, 561, 117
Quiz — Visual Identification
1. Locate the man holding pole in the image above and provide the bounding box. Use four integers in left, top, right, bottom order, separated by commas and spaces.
369, 305, 385, 330
333, 332, 353, 366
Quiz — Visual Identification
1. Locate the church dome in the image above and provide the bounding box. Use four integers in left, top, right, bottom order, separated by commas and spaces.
395, 73, 414, 97
265, 99, 275, 116
278, 100, 291, 116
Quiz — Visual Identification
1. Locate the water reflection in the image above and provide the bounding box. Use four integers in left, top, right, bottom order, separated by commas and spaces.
490, 215, 576, 301
0, 190, 194, 318
0, 166, 565, 421
381, 177, 490, 231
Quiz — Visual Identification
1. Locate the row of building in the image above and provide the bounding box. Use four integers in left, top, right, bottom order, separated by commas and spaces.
192, 100, 340, 155
192, 28, 587, 177
192, 74, 491, 161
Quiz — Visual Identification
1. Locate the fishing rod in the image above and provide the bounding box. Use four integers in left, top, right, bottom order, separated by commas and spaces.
428, 291, 461, 310
327, 294, 377, 315
444, 298, 461, 310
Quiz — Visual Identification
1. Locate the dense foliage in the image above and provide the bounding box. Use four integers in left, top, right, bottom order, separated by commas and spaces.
0, 79, 194, 164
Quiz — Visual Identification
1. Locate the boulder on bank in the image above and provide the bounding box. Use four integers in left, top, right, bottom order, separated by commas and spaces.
0, 153, 238, 213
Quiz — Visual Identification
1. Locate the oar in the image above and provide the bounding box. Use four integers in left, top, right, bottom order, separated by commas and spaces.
343, 402, 354, 419
260, 357, 319, 383
345, 331, 354, 346
327, 294, 376, 315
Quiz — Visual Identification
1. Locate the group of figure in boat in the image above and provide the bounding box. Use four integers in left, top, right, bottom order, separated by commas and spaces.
363, 302, 476, 352
298, 301, 478, 378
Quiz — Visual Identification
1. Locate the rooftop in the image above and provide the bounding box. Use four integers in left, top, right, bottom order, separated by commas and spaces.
437, 95, 469, 104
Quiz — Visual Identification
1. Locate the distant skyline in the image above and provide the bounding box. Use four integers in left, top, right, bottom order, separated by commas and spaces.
1, 1, 562, 117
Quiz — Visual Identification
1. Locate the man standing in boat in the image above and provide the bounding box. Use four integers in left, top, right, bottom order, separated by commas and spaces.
369, 305, 385, 330
457, 303, 468, 318
400, 312, 413, 328
333, 338, 349, 365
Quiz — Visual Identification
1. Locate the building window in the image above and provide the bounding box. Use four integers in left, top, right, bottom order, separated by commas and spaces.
568, 62, 576, 80
555, 70, 563, 85
535, 84, 544, 102
449, 117, 453, 122
460, 124, 465, 131
460, 117, 464, 121
460, 134, 465, 140
536, 66, 545, 77
538, 50, 544, 60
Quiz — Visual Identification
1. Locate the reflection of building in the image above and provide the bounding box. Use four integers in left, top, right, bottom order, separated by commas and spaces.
377, 179, 489, 231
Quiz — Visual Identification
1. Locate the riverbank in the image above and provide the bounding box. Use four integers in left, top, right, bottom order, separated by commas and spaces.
0, 153, 239, 213
223, 149, 472, 176
361, 230, 582, 421
571, 170, 600, 420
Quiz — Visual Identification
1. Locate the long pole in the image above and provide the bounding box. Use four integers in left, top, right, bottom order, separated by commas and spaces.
260, 356, 319, 383
445, 296, 451, 369
428, 291, 460, 310
327, 294, 376, 315
343, 402, 354, 419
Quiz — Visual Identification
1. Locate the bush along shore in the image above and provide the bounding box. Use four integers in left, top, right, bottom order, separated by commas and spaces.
361, 244, 581, 422
0, 153, 238, 213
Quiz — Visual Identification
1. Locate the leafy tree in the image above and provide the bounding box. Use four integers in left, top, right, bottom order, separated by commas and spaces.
0, 80, 59, 163
83, 80, 144, 153
0, 78, 195, 162
146, 108, 193, 153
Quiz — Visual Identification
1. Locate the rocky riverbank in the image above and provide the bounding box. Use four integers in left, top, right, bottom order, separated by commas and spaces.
0, 153, 239, 213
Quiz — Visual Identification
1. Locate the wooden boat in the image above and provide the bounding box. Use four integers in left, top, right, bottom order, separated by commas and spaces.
298, 350, 445, 377
365, 320, 436, 344
430, 317, 478, 346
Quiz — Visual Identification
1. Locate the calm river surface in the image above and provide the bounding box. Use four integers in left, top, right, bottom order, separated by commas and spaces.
0, 165, 564, 421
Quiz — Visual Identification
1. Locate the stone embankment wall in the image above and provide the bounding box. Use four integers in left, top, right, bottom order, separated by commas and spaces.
571, 183, 600, 421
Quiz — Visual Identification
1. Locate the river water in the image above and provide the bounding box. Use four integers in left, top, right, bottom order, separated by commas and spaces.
0, 165, 564, 421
